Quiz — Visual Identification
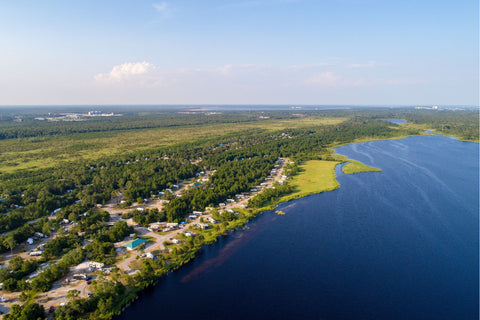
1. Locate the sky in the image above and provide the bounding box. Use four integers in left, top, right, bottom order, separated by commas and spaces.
0, 0, 478, 106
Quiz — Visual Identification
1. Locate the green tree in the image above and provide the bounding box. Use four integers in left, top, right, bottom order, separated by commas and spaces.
18, 292, 28, 302
3, 235, 17, 257
67, 289, 80, 300
3, 302, 45, 320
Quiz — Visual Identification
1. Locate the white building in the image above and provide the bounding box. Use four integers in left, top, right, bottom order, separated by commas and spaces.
89, 262, 105, 269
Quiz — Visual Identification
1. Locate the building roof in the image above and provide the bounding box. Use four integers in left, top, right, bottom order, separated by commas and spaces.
124, 238, 146, 249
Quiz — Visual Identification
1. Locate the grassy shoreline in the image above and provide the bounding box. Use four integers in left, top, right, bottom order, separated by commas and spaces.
51, 132, 472, 318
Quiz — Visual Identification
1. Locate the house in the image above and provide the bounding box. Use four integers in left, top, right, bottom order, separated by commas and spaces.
145, 253, 154, 259
148, 223, 161, 232
89, 262, 104, 269
124, 238, 146, 251
207, 217, 219, 224
73, 274, 87, 280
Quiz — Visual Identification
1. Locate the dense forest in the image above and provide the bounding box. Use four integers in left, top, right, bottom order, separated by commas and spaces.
0, 106, 477, 319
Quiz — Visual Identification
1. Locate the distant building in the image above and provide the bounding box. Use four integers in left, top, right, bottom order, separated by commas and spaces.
73, 274, 87, 280
89, 262, 104, 269
198, 223, 211, 230
145, 253, 154, 259
124, 238, 146, 250
207, 217, 219, 224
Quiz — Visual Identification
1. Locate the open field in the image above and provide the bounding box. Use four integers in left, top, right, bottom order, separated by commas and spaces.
329, 154, 382, 174
0, 116, 346, 174
342, 160, 381, 174
279, 160, 340, 202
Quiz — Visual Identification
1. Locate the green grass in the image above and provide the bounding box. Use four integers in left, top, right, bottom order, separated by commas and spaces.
0, 116, 346, 174
342, 160, 381, 174
329, 154, 381, 174
279, 160, 340, 202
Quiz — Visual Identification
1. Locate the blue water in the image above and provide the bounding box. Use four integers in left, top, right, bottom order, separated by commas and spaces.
117, 135, 479, 320
381, 119, 407, 124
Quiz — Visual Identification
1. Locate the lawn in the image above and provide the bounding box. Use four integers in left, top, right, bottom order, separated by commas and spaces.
280, 160, 340, 202
342, 159, 381, 174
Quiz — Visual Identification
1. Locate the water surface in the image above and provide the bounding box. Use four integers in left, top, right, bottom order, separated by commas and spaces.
118, 135, 479, 320
380, 119, 407, 124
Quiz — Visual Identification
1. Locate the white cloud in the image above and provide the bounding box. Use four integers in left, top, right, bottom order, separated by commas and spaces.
152, 2, 172, 17
93, 62, 421, 91
94, 62, 154, 83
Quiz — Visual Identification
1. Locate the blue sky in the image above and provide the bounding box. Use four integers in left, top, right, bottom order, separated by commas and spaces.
0, 0, 478, 105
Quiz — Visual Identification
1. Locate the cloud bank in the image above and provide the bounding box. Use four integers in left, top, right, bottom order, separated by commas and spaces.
90, 61, 425, 104
94, 62, 154, 83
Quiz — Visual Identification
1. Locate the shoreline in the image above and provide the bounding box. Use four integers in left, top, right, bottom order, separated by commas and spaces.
107, 135, 406, 318
109, 138, 394, 318
3, 132, 452, 319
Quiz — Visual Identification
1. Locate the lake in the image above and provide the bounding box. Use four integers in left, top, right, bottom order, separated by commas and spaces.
117, 135, 479, 320
380, 119, 407, 124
